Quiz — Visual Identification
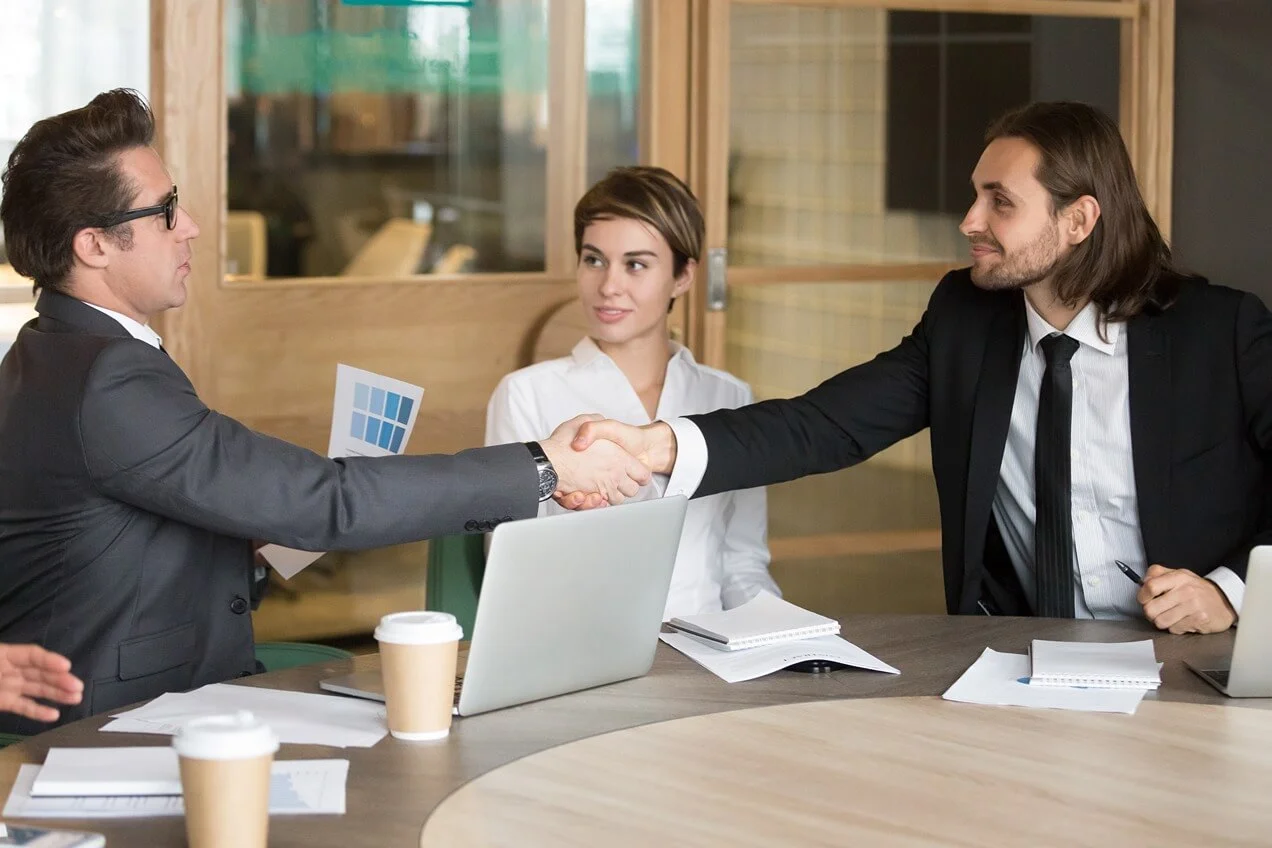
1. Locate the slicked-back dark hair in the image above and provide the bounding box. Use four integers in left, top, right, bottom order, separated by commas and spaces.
1, 88, 155, 293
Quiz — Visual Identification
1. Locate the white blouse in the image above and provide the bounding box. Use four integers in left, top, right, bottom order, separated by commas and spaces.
486, 337, 779, 620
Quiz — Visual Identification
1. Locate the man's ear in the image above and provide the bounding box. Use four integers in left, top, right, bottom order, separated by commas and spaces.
71, 227, 111, 271
1061, 195, 1101, 247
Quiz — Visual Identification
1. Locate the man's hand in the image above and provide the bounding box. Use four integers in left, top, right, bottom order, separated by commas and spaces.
572, 420, 678, 475
541, 415, 651, 508
1138, 565, 1237, 634
0, 643, 84, 723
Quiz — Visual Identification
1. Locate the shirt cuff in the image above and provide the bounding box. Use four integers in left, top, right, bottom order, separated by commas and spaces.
664, 417, 708, 499
1206, 566, 1245, 618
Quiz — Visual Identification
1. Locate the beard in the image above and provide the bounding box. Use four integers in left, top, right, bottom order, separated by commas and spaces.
968, 223, 1062, 291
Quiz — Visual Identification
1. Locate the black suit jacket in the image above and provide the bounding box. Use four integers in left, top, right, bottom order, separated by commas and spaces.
689, 270, 1272, 616
0, 291, 538, 733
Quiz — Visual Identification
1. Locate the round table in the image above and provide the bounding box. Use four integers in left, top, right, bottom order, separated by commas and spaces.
0, 614, 1263, 846
421, 696, 1272, 847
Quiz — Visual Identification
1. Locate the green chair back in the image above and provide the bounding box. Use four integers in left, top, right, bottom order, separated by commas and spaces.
254, 641, 353, 673
425, 533, 487, 640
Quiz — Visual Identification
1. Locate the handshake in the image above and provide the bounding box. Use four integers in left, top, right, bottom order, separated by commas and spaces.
538, 415, 679, 510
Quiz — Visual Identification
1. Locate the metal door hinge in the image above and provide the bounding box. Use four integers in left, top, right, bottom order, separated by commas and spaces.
706, 247, 727, 312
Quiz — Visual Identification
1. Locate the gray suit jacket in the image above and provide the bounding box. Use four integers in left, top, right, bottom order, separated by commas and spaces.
0, 290, 538, 733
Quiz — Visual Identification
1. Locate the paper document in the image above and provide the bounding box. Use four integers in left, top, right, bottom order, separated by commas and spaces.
100, 683, 387, 748
943, 648, 1152, 714
1029, 639, 1161, 689
661, 633, 898, 683
259, 363, 425, 578
33, 748, 180, 797
666, 591, 840, 651
4, 760, 348, 819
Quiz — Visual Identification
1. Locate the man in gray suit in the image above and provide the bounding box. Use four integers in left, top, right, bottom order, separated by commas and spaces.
0, 90, 648, 734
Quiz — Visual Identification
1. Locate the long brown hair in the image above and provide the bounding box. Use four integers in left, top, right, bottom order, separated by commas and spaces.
1, 88, 155, 294
986, 101, 1178, 320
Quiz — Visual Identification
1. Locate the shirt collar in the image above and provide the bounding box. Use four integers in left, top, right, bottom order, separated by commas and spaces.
1022, 296, 1119, 356
569, 336, 695, 370
82, 302, 163, 350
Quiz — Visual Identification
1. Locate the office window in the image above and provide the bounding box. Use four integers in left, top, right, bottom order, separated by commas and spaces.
0, 0, 148, 265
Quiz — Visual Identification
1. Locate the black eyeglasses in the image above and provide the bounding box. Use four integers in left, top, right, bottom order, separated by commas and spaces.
100, 185, 179, 231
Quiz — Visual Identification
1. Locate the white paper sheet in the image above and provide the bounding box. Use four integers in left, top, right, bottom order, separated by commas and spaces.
259, 363, 425, 579
32, 749, 181, 797
660, 633, 899, 683
942, 648, 1151, 714
99, 684, 387, 748
3, 760, 349, 819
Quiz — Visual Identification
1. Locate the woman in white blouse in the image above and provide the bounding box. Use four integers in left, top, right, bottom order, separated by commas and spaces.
486, 166, 778, 620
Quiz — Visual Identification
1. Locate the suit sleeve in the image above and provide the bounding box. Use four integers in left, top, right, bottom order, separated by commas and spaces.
485, 373, 555, 518
687, 279, 942, 498
1222, 291, 1272, 580
77, 344, 540, 550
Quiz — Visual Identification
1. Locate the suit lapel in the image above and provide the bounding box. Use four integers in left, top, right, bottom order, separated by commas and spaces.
1128, 313, 1172, 562
960, 293, 1026, 609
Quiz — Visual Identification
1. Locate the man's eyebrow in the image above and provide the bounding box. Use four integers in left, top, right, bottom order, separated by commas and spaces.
973, 179, 1020, 201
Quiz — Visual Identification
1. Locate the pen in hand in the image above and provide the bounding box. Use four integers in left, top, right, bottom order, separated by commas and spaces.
1114, 559, 1143, 586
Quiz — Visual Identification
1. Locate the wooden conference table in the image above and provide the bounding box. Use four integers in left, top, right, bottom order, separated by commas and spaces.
1, 614, 1267, 846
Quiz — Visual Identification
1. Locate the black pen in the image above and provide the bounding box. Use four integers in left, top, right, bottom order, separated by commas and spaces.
1114, 559, 1143, 586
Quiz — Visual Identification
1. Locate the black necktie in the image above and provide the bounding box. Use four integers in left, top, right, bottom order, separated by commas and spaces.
1034, 332, 1080, 618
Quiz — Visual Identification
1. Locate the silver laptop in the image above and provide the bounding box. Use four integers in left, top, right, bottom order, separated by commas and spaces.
320, 495, 688, 716
1185, 546, 1272, 697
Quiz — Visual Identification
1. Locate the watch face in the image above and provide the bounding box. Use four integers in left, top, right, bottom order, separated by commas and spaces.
538, 465, 559, 500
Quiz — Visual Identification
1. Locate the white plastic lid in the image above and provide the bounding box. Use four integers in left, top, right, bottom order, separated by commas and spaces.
172, 710, 280, 760
374, 611, 463, 645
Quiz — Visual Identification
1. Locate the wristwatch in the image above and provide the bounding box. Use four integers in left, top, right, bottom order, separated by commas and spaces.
525, 441, 559, 502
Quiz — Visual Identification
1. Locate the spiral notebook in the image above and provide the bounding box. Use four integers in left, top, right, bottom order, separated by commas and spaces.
667, 591, 839, 651
1028, 639, 1162, 689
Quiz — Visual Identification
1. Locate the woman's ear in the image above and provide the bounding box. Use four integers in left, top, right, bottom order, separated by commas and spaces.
672, 259, 696, 299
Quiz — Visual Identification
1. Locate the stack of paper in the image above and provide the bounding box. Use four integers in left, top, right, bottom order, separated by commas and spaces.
661, 593, 900, 682
661, 632, 898, 683
667, 591, 840, 651
3, 752, 348, 818
1028, 639, 1162, 689
943, 648, 1155, 714
99, 684, 387, 748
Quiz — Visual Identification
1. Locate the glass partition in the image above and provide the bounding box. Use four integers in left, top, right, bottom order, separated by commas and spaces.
225, 0, 641, 282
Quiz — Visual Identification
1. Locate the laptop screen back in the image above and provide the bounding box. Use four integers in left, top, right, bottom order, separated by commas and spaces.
457, 495, 688, 716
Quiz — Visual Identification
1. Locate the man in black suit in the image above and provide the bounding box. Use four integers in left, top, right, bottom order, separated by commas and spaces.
573, 101, 1272, 635
0, 90, 650, 733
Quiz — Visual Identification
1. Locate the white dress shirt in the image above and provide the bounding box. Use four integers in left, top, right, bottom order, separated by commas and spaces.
83, 301, 163, 350
996, 299, 1242, 617
665, 299, 1245, 620
486, 337, 779, 620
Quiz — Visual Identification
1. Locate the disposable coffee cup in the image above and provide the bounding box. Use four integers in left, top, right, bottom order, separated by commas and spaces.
375, 610, 462, 740
173, 710, 279, 848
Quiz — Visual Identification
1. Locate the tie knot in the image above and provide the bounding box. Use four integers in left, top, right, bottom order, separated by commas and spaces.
1039, 332, 1079, 366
